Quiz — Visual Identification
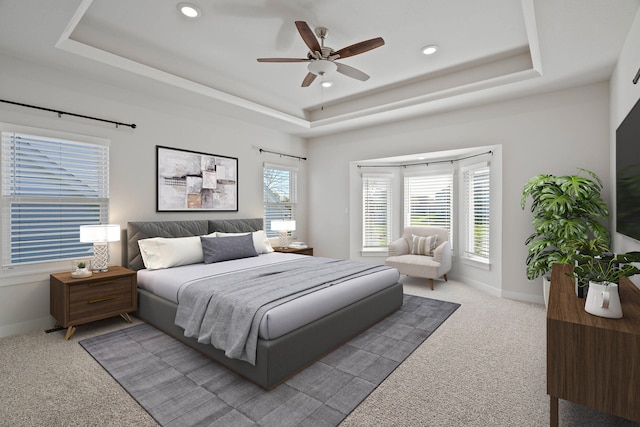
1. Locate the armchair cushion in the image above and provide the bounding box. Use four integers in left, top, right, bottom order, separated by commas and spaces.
410, 234, 438, 256
385, 254, 441, 278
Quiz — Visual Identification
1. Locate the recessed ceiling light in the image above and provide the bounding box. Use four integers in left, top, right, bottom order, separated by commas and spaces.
421, 45, 439, 55
178, 2, 201, 18
321, 81, 333, 88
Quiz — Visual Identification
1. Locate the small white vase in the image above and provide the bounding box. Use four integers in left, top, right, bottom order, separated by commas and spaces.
584, 281, 622, 319
543, 276, 551, 309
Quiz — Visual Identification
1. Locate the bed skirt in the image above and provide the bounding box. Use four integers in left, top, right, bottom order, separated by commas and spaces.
135, 282, 403, 389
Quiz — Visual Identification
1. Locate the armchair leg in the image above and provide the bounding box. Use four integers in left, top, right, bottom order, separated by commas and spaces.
429, 278, 434, 290
444, 274, 448, 282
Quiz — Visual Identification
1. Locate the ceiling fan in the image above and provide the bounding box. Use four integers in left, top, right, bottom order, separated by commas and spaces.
257, 21, 384, 87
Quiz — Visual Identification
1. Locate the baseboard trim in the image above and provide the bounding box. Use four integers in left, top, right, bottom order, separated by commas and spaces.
0, 316, 53, 339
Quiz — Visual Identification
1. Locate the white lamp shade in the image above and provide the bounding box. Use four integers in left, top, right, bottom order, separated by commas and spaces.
79, 224, 121, 243
271, 220, 296, 231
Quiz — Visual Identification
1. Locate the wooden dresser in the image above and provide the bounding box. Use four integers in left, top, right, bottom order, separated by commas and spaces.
50, 265, 137, 340
547, 263, 640, 425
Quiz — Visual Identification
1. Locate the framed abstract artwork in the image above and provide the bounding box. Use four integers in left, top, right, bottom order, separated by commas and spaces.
156, 145, 238, 212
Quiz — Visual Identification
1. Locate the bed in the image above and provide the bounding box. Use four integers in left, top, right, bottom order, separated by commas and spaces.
127, 218, 403, 389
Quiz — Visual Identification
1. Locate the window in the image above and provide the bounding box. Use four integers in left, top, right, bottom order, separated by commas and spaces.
362, 173, 392, 250
1, 131, 109, 268
463, 163, 490, 260
263, 164, 297, 238
403, 172, 453, 238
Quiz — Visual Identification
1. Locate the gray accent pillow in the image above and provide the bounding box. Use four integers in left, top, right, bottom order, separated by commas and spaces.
201, 234, 258, 263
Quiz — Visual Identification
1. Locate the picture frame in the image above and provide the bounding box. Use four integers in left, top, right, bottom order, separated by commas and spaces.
156, 145, 238, 212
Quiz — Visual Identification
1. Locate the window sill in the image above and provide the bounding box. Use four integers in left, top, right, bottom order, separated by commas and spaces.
361, 248, 389, 257
460, 256, 491, 271
1, 261, 70, 286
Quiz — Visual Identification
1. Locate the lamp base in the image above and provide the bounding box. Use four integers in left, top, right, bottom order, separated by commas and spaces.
278, 231, 289, 248
92, 242, 110, 272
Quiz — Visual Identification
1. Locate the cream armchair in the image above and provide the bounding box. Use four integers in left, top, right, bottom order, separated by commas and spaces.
385, 226, 452, 290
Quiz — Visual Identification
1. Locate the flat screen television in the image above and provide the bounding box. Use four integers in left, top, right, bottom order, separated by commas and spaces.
616, 96, 640, 242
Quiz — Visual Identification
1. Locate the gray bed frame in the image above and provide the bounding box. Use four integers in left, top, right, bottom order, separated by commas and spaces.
127, 218, 403, 389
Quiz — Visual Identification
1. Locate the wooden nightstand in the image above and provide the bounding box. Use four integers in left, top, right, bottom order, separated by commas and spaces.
50, 265, 137, 340
273, 246, 314, 256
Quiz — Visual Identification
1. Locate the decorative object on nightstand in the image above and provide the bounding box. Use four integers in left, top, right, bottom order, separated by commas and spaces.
50, 265, 137, 340
80, 224, 120, 272
288, 241, 308, 249
70, 259, 92, 278
271, 220, 296, 248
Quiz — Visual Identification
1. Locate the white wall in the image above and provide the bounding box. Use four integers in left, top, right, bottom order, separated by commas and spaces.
0, 55, 308, 338
611, 8, 640, 276
307, 82, 611, 303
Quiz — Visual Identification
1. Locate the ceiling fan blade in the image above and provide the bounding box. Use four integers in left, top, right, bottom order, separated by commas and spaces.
336, 63, 370, 81
334, 37, 385, 59
301, 72, 317, 87
295, 21, 321, 53
257, 58, 311, 62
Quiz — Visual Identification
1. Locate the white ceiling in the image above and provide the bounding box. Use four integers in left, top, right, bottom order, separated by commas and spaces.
0, 0, 638, 137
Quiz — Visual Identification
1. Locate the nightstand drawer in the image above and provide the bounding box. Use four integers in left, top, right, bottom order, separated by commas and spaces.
69, 277, 134, 322
69, 293, 133, 322
69, 278, 135, 322
69, 276, 131, 300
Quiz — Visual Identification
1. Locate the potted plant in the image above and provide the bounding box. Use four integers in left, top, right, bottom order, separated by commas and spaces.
563, 236, 611, 298
71, 260, 92, 278
566, 252, 640, 318
520, 168, 610, 307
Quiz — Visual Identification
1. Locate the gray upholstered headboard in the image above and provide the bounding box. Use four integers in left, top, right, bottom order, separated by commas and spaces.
127, 218, 264, 271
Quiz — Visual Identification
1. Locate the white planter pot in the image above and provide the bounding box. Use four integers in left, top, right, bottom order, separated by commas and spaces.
543, 276, 551, 309
584, 281, 623, 319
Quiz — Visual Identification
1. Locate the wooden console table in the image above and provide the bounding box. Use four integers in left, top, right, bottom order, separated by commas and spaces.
547, 263, 640, 426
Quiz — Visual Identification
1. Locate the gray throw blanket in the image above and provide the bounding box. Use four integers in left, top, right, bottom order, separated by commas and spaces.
174, 257, 391, 365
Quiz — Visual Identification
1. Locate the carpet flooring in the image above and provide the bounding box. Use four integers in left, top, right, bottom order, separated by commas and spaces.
79, 294, 459, 426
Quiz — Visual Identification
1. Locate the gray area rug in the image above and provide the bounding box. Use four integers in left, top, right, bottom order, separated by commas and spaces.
80, 294, 459, 426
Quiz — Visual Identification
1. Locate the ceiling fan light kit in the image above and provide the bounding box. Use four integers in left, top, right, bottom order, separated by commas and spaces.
257, 21, 384, 87
308, 60, 337, 76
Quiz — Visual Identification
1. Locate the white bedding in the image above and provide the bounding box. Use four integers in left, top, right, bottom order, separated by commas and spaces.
137, 252, 400, 340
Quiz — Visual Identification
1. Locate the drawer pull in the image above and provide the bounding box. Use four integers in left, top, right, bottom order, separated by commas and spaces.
88, 280, 114, 287
88, 295, 117, 304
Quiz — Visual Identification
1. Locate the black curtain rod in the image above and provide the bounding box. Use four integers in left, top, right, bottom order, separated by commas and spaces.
0, 98, 137, 129
358, 150, 493, 168
259, 148, 307, 161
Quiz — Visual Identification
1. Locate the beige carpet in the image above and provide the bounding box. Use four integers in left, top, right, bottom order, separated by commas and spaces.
1, 277, 638, 426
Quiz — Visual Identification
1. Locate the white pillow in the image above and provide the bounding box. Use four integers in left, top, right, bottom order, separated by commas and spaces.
138, 236, 206, 270
215, 230, 274, 254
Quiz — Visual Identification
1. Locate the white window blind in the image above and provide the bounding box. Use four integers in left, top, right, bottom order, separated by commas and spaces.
464, 164, 490, 259
1, 132, 109, 267
362, 174, 392, 249
263, 164, 297, 238
404, 172, 453, 237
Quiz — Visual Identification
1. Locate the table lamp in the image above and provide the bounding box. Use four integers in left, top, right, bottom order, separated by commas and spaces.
79, 224, 120, 272
271, 220, 296, 248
